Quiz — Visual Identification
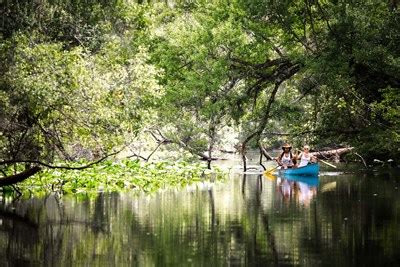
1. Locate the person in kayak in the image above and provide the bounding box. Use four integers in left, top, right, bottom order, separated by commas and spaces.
297, 145, 317, 167
276, 143, 296, 169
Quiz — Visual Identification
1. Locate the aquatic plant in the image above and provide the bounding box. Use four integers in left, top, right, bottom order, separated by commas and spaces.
17, 159, 226, 195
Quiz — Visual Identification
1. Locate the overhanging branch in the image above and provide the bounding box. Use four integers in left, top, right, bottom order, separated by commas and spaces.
0, 166, 42, 186
0, 149, 123, 170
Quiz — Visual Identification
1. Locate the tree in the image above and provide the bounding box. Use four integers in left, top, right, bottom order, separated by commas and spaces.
0, 1, 162, 184
237, 0, 400, 162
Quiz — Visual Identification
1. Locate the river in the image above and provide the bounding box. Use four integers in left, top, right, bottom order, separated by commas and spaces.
1, 158, 399, 266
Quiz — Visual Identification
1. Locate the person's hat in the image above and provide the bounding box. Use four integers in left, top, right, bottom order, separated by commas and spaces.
282, 143, 292, 149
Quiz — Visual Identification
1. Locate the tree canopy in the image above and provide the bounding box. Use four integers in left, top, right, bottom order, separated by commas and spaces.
0, 0, 399, 183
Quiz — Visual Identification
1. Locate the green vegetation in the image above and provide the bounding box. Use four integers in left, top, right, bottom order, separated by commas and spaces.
16, 159, 223, 195
0, 0, 399, 192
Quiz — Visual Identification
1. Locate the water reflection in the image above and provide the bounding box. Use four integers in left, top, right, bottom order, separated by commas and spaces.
0, 170, 400, 266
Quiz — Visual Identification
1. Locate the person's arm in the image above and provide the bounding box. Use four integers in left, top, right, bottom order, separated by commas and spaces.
297, 152, 303, 161
311, 154, 317, 163
276, 153, 283, 166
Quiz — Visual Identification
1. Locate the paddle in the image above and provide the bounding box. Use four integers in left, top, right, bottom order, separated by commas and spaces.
263, 172, 276, 181
319, 159, 337, 168
264, 165, 279, 174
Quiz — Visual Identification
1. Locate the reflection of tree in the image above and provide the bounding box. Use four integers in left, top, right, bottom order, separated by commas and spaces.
255, 175, 279, 265
241, 174, 246, 195
0, 194, 127, 266
294, 176, 400, 266
208, 188, 215, 228
0, 202, 39, 265
1, 174, 399, 265
0, 208, 38, 230
92, 193, 109, 234
241, 174, 280, 265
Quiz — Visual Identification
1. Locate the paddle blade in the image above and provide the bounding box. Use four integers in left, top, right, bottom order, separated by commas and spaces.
263, 166, 278, 176
264, 167, 276, 174
263, 172, 276, 181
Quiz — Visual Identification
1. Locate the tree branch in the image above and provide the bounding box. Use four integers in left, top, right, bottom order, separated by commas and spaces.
259, 142, 274, 160
0, 149, 123, 170
0, 166, 42, 186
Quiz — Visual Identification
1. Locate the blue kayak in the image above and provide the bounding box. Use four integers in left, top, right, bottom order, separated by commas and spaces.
279, 163, 320, 176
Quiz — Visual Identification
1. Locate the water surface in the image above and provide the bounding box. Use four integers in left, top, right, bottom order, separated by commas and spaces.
1, 165, 399, 266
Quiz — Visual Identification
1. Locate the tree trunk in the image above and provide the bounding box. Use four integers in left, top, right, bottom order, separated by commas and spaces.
259, 142, 274, 160
0, 166, 41, 186
240, 82, 281, 171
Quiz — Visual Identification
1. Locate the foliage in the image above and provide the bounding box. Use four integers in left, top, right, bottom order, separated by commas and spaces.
1, 0, 400, 191
147, 2, 245, 156
244, 0, 400, 161
17, 159, 225, 194
0, 2, 161, 165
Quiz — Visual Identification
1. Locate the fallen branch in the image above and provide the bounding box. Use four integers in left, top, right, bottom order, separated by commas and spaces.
311, 147, 354, 161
